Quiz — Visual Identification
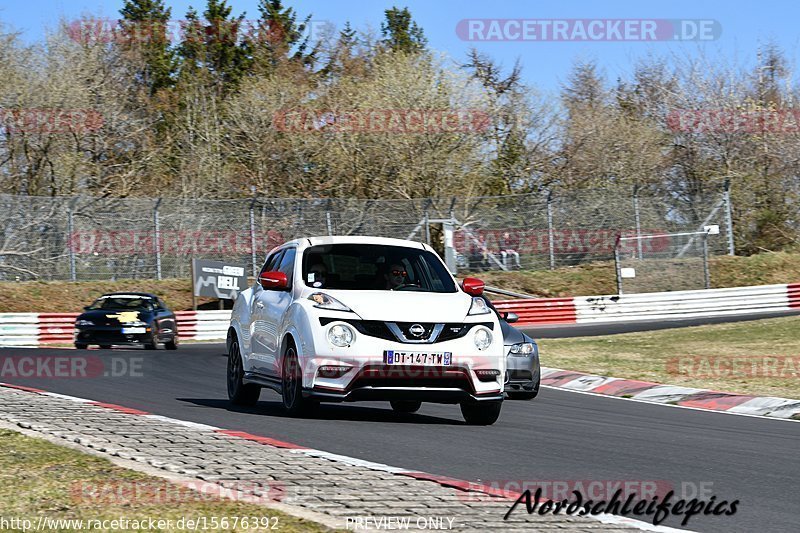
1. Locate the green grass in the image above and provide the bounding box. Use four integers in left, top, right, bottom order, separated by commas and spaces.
539, 315, 800, 399
0, 429, 332, 532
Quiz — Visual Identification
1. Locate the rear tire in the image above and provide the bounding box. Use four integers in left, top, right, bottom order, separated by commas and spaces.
390, 400, 422, 414
74, 343, 88, 350
281, 344, 315, 416
227, 339, 260, 406
460, 400, 502, 425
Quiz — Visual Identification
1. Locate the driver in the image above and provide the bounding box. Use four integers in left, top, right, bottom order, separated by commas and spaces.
384, 263, 407, 289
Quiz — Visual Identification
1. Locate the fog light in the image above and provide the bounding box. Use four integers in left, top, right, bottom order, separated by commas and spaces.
475, 369, 501, 382
318, 365, 351, 378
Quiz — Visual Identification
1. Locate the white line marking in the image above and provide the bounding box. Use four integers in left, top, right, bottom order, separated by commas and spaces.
542, 385, 800, 423
143, 414, 221, 431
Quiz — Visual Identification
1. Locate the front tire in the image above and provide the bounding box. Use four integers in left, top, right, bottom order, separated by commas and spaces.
74, 343, 88, 350
227, 339, 260, 406
390, 400, 422, 413
460, 400, 502, 425
99, 345, 112, 350
164, 336, 178, 350
281, 344, 315, 416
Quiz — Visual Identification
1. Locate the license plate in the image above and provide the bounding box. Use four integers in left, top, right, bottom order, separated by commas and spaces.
384, 351, 451, 366
122, 327, 146, 334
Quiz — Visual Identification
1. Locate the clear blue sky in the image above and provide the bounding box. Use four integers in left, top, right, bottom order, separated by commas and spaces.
2, 0, 798, 94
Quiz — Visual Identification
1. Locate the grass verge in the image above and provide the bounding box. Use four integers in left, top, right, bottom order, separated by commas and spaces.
0, 251, 798, 313
0, 428, 332, 532
538, 315, 800, 399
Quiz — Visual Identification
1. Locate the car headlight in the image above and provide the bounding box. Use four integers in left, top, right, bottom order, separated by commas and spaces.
473, 327, 492, 350
309, 292, 352, 312
122, 320, 148, 326
327, 324, 355, 347
468, 297, 491, 315
75, 319, 94, 327
509, 342, 534, 356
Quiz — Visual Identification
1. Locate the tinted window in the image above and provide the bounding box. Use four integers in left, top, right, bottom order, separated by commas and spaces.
260, 249, 284, 277
89, 296, 155, 311
277, 248, 296, 288
302, 244, 456, 293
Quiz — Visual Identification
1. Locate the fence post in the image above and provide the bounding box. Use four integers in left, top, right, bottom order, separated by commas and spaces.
249, 195, 258, 278
614, 235, 623, 295
546, 190, 555, 270
67, 202, 76, 282
424, 210, 431, 244
153, 198, 162, 281
702, 232, 711, 289
633, 184, 643, 260
723, 178, 735, 255
326, 211, 333, 236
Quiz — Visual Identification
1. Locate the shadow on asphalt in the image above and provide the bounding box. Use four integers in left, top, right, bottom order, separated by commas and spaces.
178, 397, 465, 425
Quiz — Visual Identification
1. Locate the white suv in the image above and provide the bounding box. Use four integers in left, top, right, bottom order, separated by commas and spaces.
227, 236, 506, 425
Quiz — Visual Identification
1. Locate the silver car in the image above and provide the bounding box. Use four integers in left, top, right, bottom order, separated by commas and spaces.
480, 296, 540, 400
500, 315, 541, 400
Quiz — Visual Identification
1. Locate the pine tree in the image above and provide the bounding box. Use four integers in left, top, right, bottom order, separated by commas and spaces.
380, 7, 426, 54
119, 0, 175, 92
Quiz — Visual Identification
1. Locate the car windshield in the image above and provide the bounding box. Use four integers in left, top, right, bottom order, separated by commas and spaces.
88, 296, 154, 311
302, 243, 457, 293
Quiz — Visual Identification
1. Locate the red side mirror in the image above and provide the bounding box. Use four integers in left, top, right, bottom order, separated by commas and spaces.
461, 277, 485, 296
259, 271, 288, 290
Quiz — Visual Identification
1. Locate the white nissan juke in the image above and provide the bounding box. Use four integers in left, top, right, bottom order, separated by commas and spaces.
226, 236, 506, 425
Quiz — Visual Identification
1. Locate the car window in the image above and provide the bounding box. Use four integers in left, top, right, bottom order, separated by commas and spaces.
301, 244, 456, 292
260, 250, 284, 277
90, 296, 154, 311
277, 248, 296, 288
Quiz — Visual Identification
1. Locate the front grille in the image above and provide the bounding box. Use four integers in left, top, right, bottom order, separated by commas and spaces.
319, 318, 493, 344
508, 370, 533, 381
349, 365, 473, 392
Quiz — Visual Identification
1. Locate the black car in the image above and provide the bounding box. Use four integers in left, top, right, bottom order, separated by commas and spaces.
74, 292, 178, 350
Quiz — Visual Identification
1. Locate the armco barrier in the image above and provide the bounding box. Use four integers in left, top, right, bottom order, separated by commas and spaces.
1, 282, 798, 345
494, 282, 800, 327
0, 311, 231, 347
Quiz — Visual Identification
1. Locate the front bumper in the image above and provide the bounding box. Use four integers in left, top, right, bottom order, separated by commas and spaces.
304, 363, 504, 403
74, 326, 152, 346
504, 347, 541, 392
301, 319, 506, 403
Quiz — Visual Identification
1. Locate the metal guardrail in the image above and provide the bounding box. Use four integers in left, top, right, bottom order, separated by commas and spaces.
1, 282, 798, 344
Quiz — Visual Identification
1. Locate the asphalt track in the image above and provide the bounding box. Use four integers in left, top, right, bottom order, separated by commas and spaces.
2, 343, 799, 533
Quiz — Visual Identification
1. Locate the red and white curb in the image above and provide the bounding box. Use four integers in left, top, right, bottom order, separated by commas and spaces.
541, 367, 800, 421
0, 381, 688, 532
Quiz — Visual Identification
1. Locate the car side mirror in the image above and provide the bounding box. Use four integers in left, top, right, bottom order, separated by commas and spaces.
503, 311, 519, 324
461, 277, 485, 296
259, 271, 288, 290
83, 306, 91, 311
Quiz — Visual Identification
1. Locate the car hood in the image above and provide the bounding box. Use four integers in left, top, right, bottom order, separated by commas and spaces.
316, 290, 477, 323
500, 320, 527, 345
77, 309, 153, 325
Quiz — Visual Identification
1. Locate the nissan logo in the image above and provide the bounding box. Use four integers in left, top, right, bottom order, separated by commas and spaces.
409, 324, 426, 337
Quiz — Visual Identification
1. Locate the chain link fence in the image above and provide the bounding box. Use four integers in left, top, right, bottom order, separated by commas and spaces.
0, 180, 735, 283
